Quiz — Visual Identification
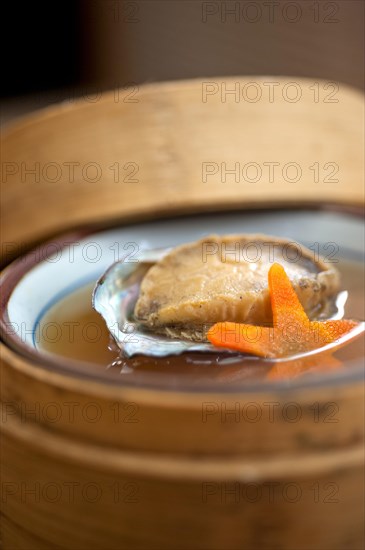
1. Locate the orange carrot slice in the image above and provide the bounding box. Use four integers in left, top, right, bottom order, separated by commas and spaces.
207, 263, 357, 359
317, 319, 358, 340
207, 322, 276, 357
268, 263, 309, 329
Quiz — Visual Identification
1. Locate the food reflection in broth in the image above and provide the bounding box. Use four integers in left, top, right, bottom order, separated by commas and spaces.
38, 260, 364, 383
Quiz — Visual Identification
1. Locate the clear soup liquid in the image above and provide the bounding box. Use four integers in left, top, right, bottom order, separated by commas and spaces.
37, 260, 364, 384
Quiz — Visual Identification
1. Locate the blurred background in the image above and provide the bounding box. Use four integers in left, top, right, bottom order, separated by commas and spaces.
1, 0, 364, 126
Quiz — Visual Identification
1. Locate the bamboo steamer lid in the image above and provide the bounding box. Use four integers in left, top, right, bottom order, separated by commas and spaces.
1, 77, 364, 262
1, 78, 364, 549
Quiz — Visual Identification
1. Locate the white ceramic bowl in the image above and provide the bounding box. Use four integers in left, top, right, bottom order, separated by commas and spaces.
1, 208, 364, 390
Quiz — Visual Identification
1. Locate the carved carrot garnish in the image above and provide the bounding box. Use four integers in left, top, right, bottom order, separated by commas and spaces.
207, 263, 357, 359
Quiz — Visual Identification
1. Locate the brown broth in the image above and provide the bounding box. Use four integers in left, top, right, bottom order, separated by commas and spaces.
38, 285, 116, 366
38, 260, 364, 383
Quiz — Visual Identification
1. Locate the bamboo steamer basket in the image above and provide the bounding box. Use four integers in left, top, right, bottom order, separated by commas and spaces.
1, 78, 364, 550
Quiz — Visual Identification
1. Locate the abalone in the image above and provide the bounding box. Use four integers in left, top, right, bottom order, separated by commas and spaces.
134, 234, 340, 341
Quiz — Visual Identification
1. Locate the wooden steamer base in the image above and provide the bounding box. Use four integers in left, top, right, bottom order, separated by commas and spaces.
1, 78, 364, 549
